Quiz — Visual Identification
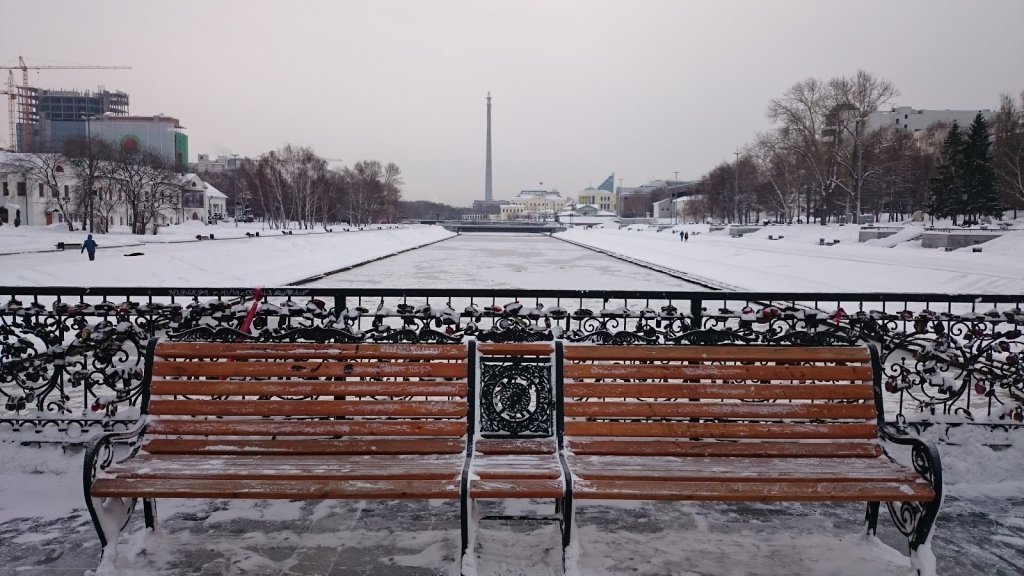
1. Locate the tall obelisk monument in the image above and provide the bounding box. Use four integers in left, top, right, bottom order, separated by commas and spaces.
484, 92, 493, 201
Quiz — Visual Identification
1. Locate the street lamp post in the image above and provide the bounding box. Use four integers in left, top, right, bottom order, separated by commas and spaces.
83, 116, 94, 234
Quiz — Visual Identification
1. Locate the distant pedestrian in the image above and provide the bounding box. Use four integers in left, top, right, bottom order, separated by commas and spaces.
679, 231, 685, 242
81, 234, 98, 261
684, 232, 689, 242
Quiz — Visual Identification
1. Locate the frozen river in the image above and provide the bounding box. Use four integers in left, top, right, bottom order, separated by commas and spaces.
306, 233, 705, 290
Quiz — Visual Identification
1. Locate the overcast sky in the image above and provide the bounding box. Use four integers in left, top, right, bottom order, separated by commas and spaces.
3, 0, 1023, 205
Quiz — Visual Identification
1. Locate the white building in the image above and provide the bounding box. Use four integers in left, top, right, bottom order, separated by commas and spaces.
867, 106, 995, 134
499, 190, 573, 220
0, 152, 226, 230
194, 154, 244, 173
577, 187, 617, 213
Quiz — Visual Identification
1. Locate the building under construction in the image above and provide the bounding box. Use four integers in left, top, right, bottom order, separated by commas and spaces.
13, 86, 129, 152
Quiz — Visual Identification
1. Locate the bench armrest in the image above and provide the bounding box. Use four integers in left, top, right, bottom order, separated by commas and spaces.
879, 425, 943, 550
83, 418, 149, 488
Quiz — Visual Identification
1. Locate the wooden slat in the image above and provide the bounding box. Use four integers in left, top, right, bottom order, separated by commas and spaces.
572, 479, 934, 502
107, 454, 462, 481
156, 342, 468, 360
563, 345, 871, 363
568, 439, 883, 458
564, 421, 878, 440
92, 477, 460, 499
151, 379, 468, 398
565, 401, 876, 421
472, 455, 563, 479
477, 343, 555, 356
474, 438, 557, 455
149, 399, 466, 418
568, 456, 921, 483
143, 438, 466, 455
563, 363, 872, 382
147, 419, 466, 437
152, 360, 467, 379
564, 382, 874, 400
470, 478, 565, 499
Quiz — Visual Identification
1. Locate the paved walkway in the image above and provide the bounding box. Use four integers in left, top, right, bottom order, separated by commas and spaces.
1, 495, 1020, 575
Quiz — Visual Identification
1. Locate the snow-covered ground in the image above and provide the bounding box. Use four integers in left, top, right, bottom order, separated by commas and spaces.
0, 223, 454, 286
557, 223, 1024, 293
1, 221, 1023, 575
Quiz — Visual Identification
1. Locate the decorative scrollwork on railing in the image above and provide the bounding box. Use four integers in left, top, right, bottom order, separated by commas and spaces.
1, 289, 1022, 432
1, 302, 149, 430
478, 358, 554, 437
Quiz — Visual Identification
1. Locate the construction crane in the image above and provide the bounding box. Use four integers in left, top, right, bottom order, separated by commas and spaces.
0, 56, 132, 151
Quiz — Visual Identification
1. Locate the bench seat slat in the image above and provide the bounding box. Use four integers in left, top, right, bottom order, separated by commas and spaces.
149, 399, 467, 418
565, 401, 875, 420
142, 438, 467, 455
105, 454, 462, 481
569, 456, 921, 482
564, 382, 874, 400
153, 361, 467, 379
472, 454, 563, 479
565, 421, 877, 440
156, 342, 468, 360
91, 478, 461, 499
568, 439, 883, 458
563, 364, 872, 381
572, 479, 934, 502
470, 478, 565, 499
563, 346, 872, 363
150, 379, 469, 398
146, 419, 466, 437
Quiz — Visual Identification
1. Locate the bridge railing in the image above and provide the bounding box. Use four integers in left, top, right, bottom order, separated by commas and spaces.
1, 286, 1021, 435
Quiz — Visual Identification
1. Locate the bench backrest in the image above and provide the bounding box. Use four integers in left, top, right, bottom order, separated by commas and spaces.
141, 341, 470, 457
561, 345, 883, 458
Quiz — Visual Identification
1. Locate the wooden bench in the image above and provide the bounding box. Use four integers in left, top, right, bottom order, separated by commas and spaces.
84, 340, 472, 561
557, 344, 942, 573
56, 242, 83, 250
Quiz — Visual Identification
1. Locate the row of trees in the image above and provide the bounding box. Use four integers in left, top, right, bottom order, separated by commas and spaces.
203, 146, 403, 229
14, 138, 405, 234
684, 71, 1023, 225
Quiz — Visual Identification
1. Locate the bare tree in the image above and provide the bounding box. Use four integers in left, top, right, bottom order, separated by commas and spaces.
13, 152, 78, 230
747, 132, 803, 223
101, 149, 181, 235
829, 71, 899, 219
767, 78, 843, 224
993, 91, 1024, 215
63, 136, 115, 233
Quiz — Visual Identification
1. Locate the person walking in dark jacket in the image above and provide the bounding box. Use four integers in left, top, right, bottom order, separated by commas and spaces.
81, 234, 98, 261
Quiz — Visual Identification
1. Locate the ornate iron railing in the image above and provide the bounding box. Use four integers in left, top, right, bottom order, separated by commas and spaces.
1, 286, 1021, 434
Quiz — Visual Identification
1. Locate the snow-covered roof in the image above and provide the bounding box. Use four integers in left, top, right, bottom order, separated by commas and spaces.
203, 181, 228, 199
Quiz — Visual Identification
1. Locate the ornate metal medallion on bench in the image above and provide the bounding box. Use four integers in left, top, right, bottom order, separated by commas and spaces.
464, 343, 571, 569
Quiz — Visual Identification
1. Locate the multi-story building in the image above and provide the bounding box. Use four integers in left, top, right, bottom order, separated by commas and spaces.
194, 154, 245, 173
577, 187, 617, 212
14, 87, 129, 153
866, 106, 995, 135
89, 115, 189, 171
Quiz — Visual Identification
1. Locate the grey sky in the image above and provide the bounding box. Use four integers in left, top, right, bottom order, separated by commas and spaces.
3, 0, 1023, 206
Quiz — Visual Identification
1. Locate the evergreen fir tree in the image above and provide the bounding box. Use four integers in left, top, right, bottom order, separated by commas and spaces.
962, 113, 1002, 221
927, 122, 965, 223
